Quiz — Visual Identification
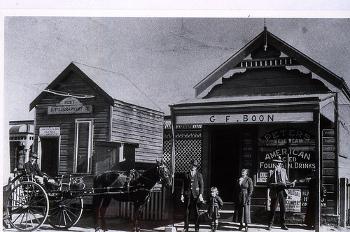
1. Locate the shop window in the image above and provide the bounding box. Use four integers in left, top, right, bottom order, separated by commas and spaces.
74, 120, 93, 173
257, 127, 316, 184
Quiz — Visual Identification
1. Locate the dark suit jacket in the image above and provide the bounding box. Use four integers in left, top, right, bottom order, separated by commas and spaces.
268, 168, 289, 197
181, 171, 204, 198
24, 161, 43, 177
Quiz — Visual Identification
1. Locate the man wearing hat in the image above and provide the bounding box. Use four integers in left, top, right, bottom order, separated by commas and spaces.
24, 152, 44, 184
181, 159, 204, 232
24, 153, 57, 187
267, 156, 294, 231
24, 153, 43, 177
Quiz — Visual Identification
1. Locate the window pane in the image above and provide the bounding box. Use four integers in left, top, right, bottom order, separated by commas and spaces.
76, 122, 90, 173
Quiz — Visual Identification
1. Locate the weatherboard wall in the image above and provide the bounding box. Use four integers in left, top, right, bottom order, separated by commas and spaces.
111, 100, 164, 164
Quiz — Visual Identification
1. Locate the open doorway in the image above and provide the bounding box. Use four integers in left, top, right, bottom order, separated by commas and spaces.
210, 126, 241, 202
40, 137, 59, 176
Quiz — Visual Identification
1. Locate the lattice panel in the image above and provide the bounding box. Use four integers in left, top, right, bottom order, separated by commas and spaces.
175, 139, 202, 173
163, 138, 172, 171
163, 130, 202, 173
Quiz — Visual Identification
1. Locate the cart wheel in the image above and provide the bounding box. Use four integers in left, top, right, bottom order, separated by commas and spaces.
6, 181, 49, 231
48, 197, 83, 229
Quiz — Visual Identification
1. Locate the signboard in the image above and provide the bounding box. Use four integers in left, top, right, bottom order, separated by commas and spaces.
59, 97, 82, 105
39, 127, 60, 137
47, 97, 93, 115
259, 148, 316, 170
256, 171, 269, 183
176, 112, 313, 125
267, 188, 302, 212
48, 105, 93, 114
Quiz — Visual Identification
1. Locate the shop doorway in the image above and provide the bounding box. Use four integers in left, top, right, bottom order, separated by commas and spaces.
210, 126, 241, 202
40, 137, 59, 176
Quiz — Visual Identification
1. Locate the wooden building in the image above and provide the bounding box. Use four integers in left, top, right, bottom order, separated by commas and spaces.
167, 28, 350, 227
30, 62, 164, 178
9, 120, 34, 172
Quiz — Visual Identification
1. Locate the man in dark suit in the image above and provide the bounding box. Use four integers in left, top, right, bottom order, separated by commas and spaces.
24, 153, 44, 177
181, 159, 204, 232
24, 153, 45, 185
24, 152, 57, 187
267, 156, 294, 231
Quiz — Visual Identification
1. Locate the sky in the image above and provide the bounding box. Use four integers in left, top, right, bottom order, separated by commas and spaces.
1, 1, 350, 184
4, 17, 350, 122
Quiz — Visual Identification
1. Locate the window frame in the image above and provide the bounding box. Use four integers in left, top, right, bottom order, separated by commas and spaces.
74, 119, 94, 174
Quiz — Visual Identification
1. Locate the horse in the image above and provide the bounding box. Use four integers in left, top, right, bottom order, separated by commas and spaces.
93, 161, 171, 232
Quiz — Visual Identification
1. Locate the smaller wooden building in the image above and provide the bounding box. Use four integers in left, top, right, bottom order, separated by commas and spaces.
9, 120, 34, 172
30, 62, 164, 178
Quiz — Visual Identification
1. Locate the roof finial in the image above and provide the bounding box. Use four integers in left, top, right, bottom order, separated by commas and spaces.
264, 18, 267, 31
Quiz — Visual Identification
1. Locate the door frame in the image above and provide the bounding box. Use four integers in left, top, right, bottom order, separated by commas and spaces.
38, 135, 61, 175
73, 118, 94, 173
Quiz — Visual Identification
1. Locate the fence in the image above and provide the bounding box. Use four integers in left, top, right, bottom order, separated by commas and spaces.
105, 185, 169, 221
339, 178, 349, 227
3, 175, 26, 228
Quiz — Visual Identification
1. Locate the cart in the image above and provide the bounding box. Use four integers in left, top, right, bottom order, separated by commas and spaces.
4, 172, 85, 231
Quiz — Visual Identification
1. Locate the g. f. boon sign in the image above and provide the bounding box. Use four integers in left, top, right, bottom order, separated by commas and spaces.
176, 112, 313, 125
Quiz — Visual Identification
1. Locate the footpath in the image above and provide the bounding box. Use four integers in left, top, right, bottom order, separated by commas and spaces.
3, 212, 350, 231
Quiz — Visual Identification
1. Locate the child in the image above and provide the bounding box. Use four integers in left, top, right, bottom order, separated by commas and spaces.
207, 187, 224, 232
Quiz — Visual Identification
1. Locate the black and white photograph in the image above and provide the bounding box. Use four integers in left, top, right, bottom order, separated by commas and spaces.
1, 2, 350, 232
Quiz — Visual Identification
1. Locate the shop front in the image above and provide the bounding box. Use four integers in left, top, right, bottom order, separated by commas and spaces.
167, 28, 350, 228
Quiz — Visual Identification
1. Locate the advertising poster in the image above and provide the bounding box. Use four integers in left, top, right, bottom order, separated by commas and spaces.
267, 188, 302, 212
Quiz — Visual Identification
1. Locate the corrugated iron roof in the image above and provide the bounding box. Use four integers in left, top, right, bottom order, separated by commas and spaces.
173, 93, 332, 105
72, 62, 161, 112
30, 62, 162, 113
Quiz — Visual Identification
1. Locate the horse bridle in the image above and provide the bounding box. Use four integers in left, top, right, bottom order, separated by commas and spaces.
134, 164, 168, 185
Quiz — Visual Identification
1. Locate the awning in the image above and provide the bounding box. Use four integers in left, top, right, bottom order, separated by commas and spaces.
9, 124, 34, 134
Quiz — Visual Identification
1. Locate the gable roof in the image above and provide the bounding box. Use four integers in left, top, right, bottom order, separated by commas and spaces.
194, 28, 350, 101
30, 62, 161, 112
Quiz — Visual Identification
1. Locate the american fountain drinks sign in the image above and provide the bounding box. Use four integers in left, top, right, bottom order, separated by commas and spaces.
258, 128, 316, 175
48, 97, 93, 115
259, 147, 316, 170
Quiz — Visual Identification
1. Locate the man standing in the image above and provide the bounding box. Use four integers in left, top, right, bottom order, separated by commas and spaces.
181, 159, 204, 232
267, 156, 294, 231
